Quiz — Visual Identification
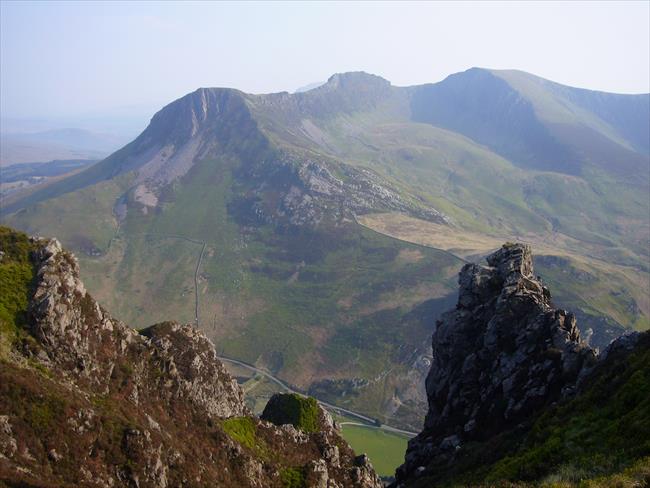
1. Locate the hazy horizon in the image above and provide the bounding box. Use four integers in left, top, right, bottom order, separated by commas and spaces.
1, 1, 649, 125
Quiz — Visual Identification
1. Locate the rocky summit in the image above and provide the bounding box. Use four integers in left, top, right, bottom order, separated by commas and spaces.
395, 243, 599, 484
0, 228, 382, 488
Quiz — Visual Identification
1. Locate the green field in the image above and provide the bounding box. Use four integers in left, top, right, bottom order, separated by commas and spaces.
339, 423, 410, 478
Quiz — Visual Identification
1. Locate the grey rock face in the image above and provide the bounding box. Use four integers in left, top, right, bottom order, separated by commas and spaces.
141, 321, 247, 418
242, 152, 448, 228
27, 238, 247, 418
396, 243, 596, 482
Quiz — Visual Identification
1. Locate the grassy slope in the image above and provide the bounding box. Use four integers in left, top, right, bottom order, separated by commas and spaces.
258, 93, 648, 336
491, 69, 650, 155
5, 173, 132, 254
485, 336, 649, 484
490, 70, 630, 143
0, 227, 38, 356
284, 91, 647, 266
357, 213, 649, 337
283, 99, 649, 335
5, 152, 461, 429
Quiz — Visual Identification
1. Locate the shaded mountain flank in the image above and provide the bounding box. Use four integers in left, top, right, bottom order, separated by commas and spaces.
0, 227, 382, 488
3, 69, 648, 432
393, 243, 649, 487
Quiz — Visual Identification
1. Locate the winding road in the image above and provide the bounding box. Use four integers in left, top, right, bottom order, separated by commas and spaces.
217, 355, 418, 437
193, 242, 206, 324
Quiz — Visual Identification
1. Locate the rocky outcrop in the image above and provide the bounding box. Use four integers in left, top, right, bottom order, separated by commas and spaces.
233, 150, 448, 228
261, 393, 334, 433
395, 243, 597, 484
26, 238, 247, 418
0, 233, 382, 487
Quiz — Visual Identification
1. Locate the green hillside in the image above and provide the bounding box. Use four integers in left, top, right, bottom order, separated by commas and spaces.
3, 69, 648, 429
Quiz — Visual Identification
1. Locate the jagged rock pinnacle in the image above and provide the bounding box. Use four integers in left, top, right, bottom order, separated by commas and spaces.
395, 243, 596, 483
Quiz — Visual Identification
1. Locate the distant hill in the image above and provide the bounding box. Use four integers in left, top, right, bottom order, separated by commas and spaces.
3, 68, 648, 430
294, 81, 326, 93
411, 68, 649, 175
0, 159, 97, 206
0, 128, 128, 166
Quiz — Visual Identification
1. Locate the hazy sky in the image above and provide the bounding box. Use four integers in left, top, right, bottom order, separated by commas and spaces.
1, 1, 649, 120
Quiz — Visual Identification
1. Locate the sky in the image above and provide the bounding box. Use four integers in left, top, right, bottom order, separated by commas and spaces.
1, 1, 649, 123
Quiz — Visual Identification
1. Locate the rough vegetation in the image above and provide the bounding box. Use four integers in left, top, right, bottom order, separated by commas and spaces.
393, 243, 649, 487
482, 332, 649, 484
0, 226, 38, 349
0, 228, 382, 488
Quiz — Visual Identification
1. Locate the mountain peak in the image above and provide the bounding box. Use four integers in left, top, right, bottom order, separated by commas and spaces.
324, 71, 391, 89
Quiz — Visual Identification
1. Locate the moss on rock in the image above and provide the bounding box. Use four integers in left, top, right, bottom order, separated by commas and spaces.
261, 393, 322, 434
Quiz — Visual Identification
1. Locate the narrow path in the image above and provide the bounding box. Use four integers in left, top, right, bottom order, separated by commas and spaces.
193, 242, 206, 324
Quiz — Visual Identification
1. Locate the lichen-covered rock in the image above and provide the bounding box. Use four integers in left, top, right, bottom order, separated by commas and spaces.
141, 321, 246, 418
26, 238, 248, 418
395, 243, 597, 484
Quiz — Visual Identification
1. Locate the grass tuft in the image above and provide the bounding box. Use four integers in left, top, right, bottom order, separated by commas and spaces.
280, 466, 306, 488
221, 416, 260, 451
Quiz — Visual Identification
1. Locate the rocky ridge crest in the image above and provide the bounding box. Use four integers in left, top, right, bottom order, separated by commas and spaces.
0, 234, 382, 487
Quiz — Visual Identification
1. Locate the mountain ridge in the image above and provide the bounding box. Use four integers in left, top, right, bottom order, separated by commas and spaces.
4, 67, 648, 215
3, 67, 648, 431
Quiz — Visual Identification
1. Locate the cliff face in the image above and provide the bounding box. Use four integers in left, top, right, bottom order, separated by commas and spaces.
395, 243, 598, 484
0, 230, 382, 488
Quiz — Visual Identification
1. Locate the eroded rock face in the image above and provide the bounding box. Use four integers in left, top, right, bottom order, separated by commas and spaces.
27, 238, 247, 418
395, 243, 596, 483
141, 322, 247, 418
237, 152, 448, 228
1, 235, 382, 487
